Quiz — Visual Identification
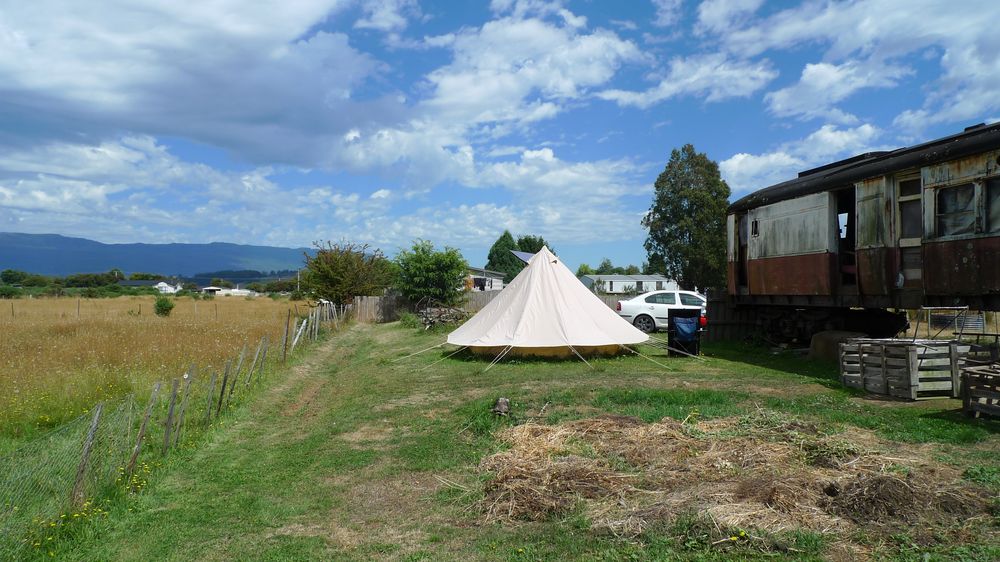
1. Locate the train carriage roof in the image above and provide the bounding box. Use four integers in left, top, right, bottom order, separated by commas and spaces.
728, 122, 1000, 214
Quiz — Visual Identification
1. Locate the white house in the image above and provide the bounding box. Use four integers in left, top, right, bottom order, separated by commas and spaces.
466, 267, 505, 292
580, 274, 679, 295
154, 281, 182, 294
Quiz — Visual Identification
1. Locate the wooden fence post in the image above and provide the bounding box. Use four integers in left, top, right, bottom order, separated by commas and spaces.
244, 339, 263, 388
173, 371, 195, 448
127, 383, 160, 481
282, 309, 291, 363
291, 318, 307, 353
254, 338, 268, 384
227, 345, 247, 404
215, 360, 232, 416
203, 371, 218, 424
162, 379, 180, 456
71, 403, 104, 507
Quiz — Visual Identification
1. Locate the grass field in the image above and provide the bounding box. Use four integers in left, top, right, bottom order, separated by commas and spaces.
35, 321, 998, 561
0, 296, 293, 439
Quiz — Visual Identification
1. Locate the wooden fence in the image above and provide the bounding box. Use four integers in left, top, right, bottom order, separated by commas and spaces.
961, 364, 1000, 418
351, 292, 622, 323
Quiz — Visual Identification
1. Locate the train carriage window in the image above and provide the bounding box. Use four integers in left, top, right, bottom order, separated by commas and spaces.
899, 178, 921, 197
936, 183, 976, 236
989, 178, 1000, 233
900, 199, 922, 238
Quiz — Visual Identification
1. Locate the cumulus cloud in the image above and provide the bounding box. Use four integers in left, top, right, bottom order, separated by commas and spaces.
720, 124, 882, 194
696, 0, 763, 33
651, 0, 683, 27
718, 0, 1000, 134
354, 0, 421, 32
598, 53, 777, 108
766, 60, 912, 123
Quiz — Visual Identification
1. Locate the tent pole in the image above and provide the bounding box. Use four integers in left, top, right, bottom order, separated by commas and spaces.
568, 345, 593, 369
418, 346, 468, 372
619, 344, 676, 371
484, 346, 513, 372
392, 342, 446, 362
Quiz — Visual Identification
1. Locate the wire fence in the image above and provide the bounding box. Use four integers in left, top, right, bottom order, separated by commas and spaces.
0, 302, 340, 559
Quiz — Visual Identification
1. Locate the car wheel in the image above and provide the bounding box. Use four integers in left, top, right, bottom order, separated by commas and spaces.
633, 315, 655, 333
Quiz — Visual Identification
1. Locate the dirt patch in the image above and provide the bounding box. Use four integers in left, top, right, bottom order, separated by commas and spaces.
478, 410, 997, 556
283, 378, 326, 418
269, 522, 362, 547
339, 424, 397, 445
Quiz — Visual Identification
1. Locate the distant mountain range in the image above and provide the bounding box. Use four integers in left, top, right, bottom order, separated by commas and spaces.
0, 233, 310, 277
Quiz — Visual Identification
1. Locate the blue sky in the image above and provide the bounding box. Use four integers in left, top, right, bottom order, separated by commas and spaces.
1, 0, 998, 272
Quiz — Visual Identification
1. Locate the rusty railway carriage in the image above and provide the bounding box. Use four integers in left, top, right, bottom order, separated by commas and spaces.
726, 123, 1000, 340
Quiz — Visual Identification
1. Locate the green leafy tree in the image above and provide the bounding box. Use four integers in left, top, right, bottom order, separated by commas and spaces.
154, 295, 175, 317
129, 272, 165, 281
576, 263, 595, 278
395, 240, 469, 306
0, 285, 21, 298
595, 258, 618, 275
1, 269, 28, 285
516, 234, 553, 255
643, 144, 730, 290
485, 230, 523, 283
303, 241, 395, 305
624, 264, 641, 275
210, 278, 235, 289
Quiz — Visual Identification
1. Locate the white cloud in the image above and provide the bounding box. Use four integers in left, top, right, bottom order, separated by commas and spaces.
720, 124, 882, 193
354, 0, 420, 32
598, 53, 777, 108
651, 0, 683, 27
766, 60, 912, 123
696, 0, 762, 33
717, 0, 1000, 134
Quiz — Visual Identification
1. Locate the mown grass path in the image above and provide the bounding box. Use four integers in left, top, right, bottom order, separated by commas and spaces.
61, 323, 999, 561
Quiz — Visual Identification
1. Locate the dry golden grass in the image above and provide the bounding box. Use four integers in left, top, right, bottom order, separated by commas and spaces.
0, 296, 294, 435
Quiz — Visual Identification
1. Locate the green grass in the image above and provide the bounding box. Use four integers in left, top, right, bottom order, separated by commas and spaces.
22, 323, 999, 561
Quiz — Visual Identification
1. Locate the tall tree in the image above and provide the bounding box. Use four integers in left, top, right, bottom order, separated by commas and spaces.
516, 234, 553, 255
394, 240, 469, 306
643, 144, 730, 290
485, 230, 523, 283
303, 241, 395, 304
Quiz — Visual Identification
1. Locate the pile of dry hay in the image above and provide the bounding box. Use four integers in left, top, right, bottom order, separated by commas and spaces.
479, 411, 995, 551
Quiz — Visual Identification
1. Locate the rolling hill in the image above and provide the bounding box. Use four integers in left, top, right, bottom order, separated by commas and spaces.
0, 233, 310, 277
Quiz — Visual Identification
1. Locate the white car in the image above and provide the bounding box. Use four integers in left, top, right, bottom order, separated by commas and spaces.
616, 290, 707, 333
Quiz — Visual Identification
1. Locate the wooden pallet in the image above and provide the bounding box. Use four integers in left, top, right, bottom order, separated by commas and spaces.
961, 364, 1000, 418
839, 339, 971, 400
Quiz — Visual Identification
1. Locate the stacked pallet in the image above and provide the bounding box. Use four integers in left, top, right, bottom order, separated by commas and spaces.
961, 365, 1000, 418
839, 339, 971, 400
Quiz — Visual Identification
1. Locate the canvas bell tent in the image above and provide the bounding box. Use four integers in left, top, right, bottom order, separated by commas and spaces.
447, 246, 649, 358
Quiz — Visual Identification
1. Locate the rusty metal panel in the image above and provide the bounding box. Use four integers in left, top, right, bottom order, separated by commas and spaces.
922, 149, 1000, 188
727, 262, 737, 294
856, 176, 889, 249
747, 253, 834, 295
924, 237, 1000, 295
748, 192, 834, 259
857, 247, 893, 295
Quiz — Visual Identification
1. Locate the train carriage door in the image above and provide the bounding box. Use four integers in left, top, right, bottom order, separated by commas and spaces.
835, 188, 857, 288
896, 174, 923, 290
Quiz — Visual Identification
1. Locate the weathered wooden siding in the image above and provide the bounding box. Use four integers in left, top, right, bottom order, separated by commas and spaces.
747, 192, 836, 259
